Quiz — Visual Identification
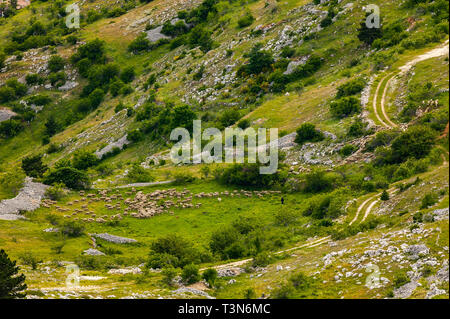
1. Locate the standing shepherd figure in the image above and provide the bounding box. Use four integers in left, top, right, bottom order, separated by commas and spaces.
281, 197, 284, 205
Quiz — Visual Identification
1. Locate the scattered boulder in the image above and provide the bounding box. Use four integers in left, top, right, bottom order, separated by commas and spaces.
92, 233, 137, 244
83, 248, 105, 256
108, 267, 142, 275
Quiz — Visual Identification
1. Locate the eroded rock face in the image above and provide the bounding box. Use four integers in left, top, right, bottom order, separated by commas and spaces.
0, 177, 48, 219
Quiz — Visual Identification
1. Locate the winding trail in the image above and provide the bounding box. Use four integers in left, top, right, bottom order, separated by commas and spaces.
372, 40, 449, 129
356, 41, 450, 223
351, 144, 449, 225
201, 236, 331, 271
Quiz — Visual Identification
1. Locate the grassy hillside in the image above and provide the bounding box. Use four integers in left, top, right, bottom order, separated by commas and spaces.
0, 0, 448, 299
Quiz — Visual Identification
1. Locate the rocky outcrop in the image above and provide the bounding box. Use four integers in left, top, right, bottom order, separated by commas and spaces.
0, 177, 48, 220
92, 233, 137, 244
0, 108, 17, 123
83, 248, 105, 256
95, 134, 130, 159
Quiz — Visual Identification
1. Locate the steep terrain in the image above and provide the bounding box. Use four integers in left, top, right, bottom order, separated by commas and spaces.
0, 0, 448, 299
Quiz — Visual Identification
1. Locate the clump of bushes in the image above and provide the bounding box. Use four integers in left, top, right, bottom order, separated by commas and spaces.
336, 78, 366, 98
21, 154, 48, 178
237, 11, 254, 28
147, 234, 208, 269
339, 144, 358, 157
43, 167, 90, 190
330, 96, 361, 118
294, 123, 324, 145
215, 162, 285, 188
127, 164, 154, 183
45, 183, 66, 201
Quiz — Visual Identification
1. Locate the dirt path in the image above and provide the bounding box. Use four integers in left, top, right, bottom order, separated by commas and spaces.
373, 41, 449, 129
351, 187, 397, 225
201, 236, 330, 271
372, 74, 391, 128
380, 76, 398, 128
351, 144, 449, 225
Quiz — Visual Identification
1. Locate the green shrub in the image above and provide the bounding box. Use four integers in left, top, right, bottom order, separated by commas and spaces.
303, 194, 343, 219
216, 162, 284, 188
161, 266, 178, 287
330, 96, 361, 118
72, 150, 98, 171
347, 118, 368, 137
339, 144, 357, 157
45, 183, 66, 201
60, 221, 85, 238
244, 288, 257, 299
48, 55, 66, 73
238, 12, 254, 28
252, 252, 272, 267
237, 44, 274, 76
357, 12, 382, 45
21, 154, 48, 178
181, 264, 201, 284
127, 129, 144, 143
294, 123, 324, 145
0, 168, 25, 196
202, 268, 218, 287
173, 172, 196, 185
43, 167, 90, 190
148, 234, 200, 268
336, 78, 366, 98
220, 109, 241, 128
127, 164, 154, 183
303, 170, 333, 193
391, 126, 436, 162
393, 273, 410, 288
413, 211, 423, 223
420, 193, 437, 209
19, 252, 42, 270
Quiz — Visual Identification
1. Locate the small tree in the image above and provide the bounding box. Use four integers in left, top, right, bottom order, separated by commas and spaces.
380, 190, 389, 201
202, 268, 218, 287
161, 266, 178, 287
48, 55, 66, 73
19, 252, 42, 270
200, 165, 211, 179
0, 249, 27, 299
244, 288, 257, 299
44, 115, 60, 137
181, 263, 201, 284
295, 123, 324, 145
72, 150, 98, 171
21, 154, 48, 178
